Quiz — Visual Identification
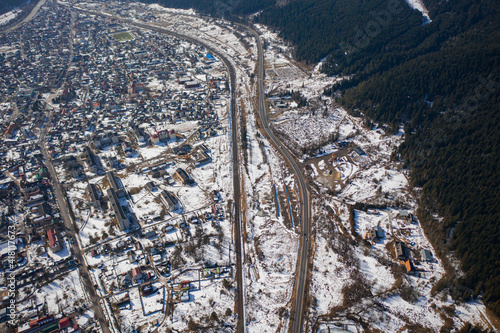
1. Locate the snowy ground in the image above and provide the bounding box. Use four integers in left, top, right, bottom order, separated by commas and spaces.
241, 77, 299, 332
33, 269, 86, 312
257, 20, 493, 332
164, 270, 236, 332
37, 2, 494, 332
15, 268, 95, 328
404, 0, 432, 24
272, 109, 343, 157
65, 179, 115, 248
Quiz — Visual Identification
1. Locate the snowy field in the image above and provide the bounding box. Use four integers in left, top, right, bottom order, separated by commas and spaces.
40, 2, 495, 332
405, 0, 432, 24
272, 109, 343, 156
0, 8, 22, 27
257, 21, 494, 332
241, 83, 299, 331
14, 268, 95, 329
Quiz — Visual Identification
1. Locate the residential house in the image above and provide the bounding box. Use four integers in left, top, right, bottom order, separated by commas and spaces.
107, 188, 129, 231
395, 242, 407, 260
47, 228, 61, 252
364, 226, 385, 243
405, 260, 415, 273
107, 171, 125, 198
127, 250, 136, 263
120, 274, 132, 288
58, 317, 71, 330
131, 267, 143, 283
86, 183, 101, 209
5, 123, 16, 138
420, 249, 433, 263
174, 168, 194, 185
159, 190, 180, 212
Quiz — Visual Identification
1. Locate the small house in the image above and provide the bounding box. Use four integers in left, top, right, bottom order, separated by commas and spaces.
420, 249, 433, 263
127, 250, 137, 263
141, 283, 155, 296
132, 267, 143, 282
405, 260, 415, 273
120, 274, 132, 288
395, 242, 407, 260
58, 317, 71, 330
364, 226, 385, 243
180, 289, 190, 302
47, 229, 61, 253
164, 225, 175, 233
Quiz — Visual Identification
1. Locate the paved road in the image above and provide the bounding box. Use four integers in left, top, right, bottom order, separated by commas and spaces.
120, 20, 245, 333
126, 21, 245, 333
39, 8, 110, 331
2, 1, 111, 331
70, 7, 246, 332
243, 25, 311, 333
41, 131, 111, 333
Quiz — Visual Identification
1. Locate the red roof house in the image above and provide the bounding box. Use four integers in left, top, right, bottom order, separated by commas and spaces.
5, 124, 15, 138
132, 267, 143, 282
47, 229, 61, 252
59, 317, 70, 329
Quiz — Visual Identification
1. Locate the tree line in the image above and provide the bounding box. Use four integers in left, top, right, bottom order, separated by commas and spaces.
134, 0, 500, 316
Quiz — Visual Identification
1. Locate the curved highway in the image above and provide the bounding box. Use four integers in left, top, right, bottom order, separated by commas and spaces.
66, 6, 309, 332
71, 7, 246, 333
243, 25, 311, 333
130, 23, 245, 333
